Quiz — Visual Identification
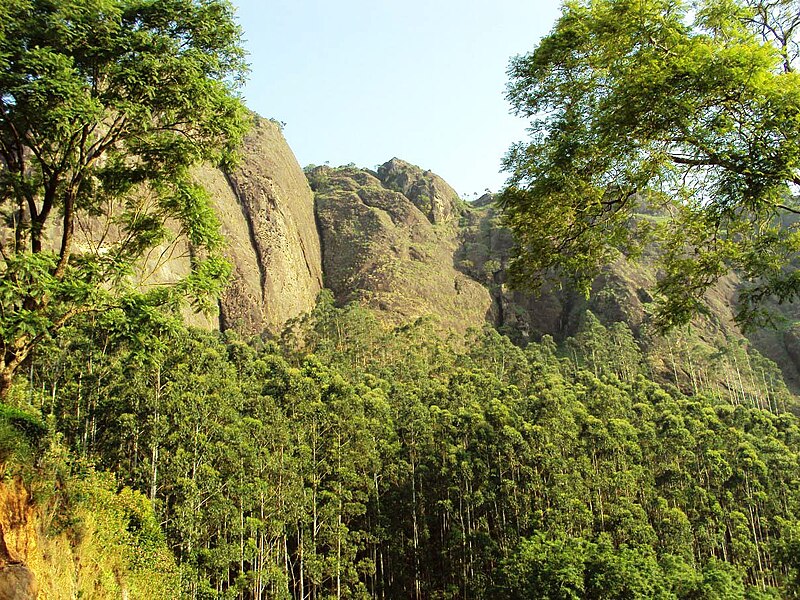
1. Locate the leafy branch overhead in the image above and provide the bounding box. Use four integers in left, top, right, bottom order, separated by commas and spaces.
500, 0, 800, 330
0, 0, 249, 397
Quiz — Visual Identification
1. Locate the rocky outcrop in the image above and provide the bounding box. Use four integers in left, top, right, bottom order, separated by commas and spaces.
452, 194, 800, 398
197, 116, 323, 334
311, 164, 491, 334
0, 481, 36, 600
0, 564, 36, 600
51, 114, 323, 335
311, 161, 733, 349
62, 115, 800, 394
376, 158, 461, 224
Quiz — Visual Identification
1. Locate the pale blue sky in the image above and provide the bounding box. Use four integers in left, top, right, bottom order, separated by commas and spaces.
231, 1, 562, 197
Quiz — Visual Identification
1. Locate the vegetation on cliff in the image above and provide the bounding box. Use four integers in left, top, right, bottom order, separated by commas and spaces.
0, 393, 178, 599
0, 0, 249, 398
501, 0, 800, 330
310, 162, 491, 334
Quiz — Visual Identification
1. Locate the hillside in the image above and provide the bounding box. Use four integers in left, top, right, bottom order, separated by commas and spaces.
59, 110, 795, 401
6, 116, 800, 600
200, 116, 324, 334
309, 160, 491, 334
298, 158, 800, 403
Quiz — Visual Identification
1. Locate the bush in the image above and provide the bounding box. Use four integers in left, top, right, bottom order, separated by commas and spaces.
0, 403, 47, 468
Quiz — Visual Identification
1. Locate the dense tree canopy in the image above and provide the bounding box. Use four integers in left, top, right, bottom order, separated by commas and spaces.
20, 298, 800, 598
0, 0, 249, 397
500, 0, 800, 329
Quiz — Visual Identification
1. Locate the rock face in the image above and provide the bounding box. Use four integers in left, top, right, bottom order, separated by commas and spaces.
447, 193, 800, 397
310, 162, 491, 334
458, 205, 663, 342
377, 158, 460, 224
60, 114, 795, 394
0, 564, 36, 600
196, 116, 323, 334
0, 481, 37, 600
308, 161, 745, 359
48, 115, 323, 335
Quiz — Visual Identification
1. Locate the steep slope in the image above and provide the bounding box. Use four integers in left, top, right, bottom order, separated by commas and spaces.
457, 201, 676, 341
196, 116, 323, 334
310, 163, 491, 334
0, 475, 180, 600
305, 158, 798, 398
377, 158, 461, 224
50, 114, 322, 335
457, 196, 800, 395
309, 161, 699, 344
310, 161, 671, 346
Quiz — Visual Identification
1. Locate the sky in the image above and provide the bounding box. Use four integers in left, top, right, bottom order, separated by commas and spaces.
231, 1, 562, 197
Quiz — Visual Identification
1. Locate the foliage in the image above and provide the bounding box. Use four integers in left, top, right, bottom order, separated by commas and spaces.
0, 416, 178, 598
26, 299, 800, 598
495, 532, 587, 599
66, 469, 181, 600
0, 402, 46, 470
0, 0, 249, 397
500, 0, 800, 330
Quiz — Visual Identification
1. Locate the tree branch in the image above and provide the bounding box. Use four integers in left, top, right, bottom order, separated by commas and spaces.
54, 189, 76, 279
776, 203, 800, 215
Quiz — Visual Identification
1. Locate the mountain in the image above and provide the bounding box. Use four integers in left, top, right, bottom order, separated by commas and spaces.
198, 117, 322, 333
43, 114, 323, 335
309, 160, 491, 334
196, 116, 323, 333
80, 113, 797, 398
302, 159, 800, 399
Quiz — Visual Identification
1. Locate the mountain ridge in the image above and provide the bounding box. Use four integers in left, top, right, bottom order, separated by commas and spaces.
112, 111, 800, 399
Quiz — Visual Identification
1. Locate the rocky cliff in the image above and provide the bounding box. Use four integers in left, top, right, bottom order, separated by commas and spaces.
376, 158, 461, 224
54, 114, 323, 335
456, 195, 800, 394
80, 113, 791, 397
309, 162, 491, 334
298, 158, 800, 398
197, 116, 323, 334
307, 159, 670, 345
0, 480, 37, 600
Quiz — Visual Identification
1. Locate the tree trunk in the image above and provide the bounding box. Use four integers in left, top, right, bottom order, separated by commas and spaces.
0, 368, 13, 401
150, 365, 161, 501
0, 344, 32, 401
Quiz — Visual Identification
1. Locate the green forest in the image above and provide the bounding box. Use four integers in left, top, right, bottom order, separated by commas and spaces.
2, 0, 800, 598
2, 297, 798, 598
